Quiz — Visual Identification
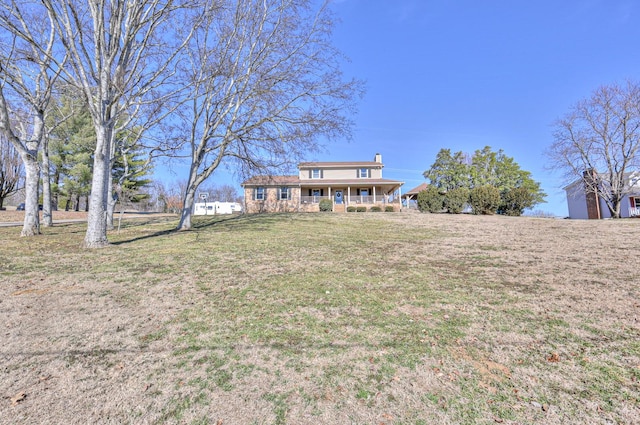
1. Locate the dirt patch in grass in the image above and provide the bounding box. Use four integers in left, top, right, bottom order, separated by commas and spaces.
1, 212, 639, 424
0, 210, 88, 223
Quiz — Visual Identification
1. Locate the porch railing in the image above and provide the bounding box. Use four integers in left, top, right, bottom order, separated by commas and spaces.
347, 195, 375, 204
630, 207, 640, 217
299, 195, 400, 205
300, 195, 329, 204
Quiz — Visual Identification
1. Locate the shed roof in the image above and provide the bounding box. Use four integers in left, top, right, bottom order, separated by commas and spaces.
404, 183, 429, 195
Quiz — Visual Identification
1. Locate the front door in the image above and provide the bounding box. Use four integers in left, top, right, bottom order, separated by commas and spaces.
334, 190, 343, 204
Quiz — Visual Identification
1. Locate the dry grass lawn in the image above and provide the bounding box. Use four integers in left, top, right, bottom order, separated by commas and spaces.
0, 211, 639, 424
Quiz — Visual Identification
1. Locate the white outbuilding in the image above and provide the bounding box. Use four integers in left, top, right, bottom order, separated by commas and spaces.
193, 202, 243, 215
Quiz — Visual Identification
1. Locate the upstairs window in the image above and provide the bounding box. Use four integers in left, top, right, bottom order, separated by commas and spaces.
255, 187, 265, 200
359, 168, 370, 178
311, 169, 322, 179
278, 187, 291, 200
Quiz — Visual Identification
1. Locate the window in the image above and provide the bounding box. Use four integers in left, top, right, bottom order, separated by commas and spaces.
359, 168, 369, 178
255, 187, 265, 200
311, 169, 321, 179
278, 187, 291, 200
358, 189, 369, 196
312, 189, 322, 197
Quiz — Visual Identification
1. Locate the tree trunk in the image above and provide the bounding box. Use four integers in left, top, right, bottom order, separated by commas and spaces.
607, 199, 622, 218
41, 139, 53, 227
106, 177, 116, 230
84, 130, 111, 248
177, 189, 195, 230
177, 164, 203, 231
20, 148, 40, 237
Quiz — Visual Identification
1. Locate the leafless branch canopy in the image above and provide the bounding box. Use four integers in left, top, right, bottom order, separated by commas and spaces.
548, 80, 640, 217
181, 0, 363, 187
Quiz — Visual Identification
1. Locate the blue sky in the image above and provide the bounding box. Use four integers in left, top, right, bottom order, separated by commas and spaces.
315, 0, 640, 216
159, 0, 640, 216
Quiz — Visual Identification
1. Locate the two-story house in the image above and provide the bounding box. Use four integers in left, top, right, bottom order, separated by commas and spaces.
242, 153, 404, 213
565, 170, 640, 219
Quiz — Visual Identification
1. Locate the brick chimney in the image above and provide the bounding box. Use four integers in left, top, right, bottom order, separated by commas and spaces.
583, 169, 601, 219
374, 153, 382, 163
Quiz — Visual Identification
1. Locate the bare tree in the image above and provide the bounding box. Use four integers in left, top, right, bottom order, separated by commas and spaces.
151, 180, 184, 214
0, 131, 23, 209
176, 0, 363, 230
548, 81, 640, 218
0, 2, 63, 236
212, 184, 241, 203
39, 0, 200, 247
198, 182, 241, 203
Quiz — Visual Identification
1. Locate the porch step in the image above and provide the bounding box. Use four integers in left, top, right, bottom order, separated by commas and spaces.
333, 204, 345, 213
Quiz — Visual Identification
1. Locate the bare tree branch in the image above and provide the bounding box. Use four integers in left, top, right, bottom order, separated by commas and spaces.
547, 80, 640, 218
176, 0, 364, 230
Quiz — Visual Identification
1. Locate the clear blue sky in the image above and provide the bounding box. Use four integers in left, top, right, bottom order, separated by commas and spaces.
159, 0, 640, 216
315, 0, 640, 216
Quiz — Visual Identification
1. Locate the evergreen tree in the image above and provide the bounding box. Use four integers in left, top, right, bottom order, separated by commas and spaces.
112, 134, 152, 206
424, 146, 545, 216
47, 93, 95, 210
423, 149, 470, 192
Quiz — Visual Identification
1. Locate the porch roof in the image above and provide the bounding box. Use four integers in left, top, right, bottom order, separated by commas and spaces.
242, 175, 404, 189
299, 178, 403, 187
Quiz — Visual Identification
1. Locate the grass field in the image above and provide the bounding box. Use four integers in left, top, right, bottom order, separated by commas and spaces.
1, 212, 639, 424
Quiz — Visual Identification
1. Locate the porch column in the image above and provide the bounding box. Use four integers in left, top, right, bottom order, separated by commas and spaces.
373, 186, 376, 203
347, 186, 351, 204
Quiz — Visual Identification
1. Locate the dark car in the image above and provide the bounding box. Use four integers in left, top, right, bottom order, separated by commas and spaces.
16, 203, 44, 210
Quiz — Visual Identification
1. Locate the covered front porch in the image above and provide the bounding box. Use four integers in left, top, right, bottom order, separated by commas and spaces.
299, 180, 404, 211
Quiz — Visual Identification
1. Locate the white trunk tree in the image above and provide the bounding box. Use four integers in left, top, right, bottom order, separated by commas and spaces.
41, 132, 53, 226
176, 0, 362, 230
0, 1, 62, 236
0, 132, 23, 209
548, 81, 640, 218
41, 0, 200, 247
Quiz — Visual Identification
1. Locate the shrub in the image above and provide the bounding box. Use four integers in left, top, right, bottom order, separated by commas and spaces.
417, 186, 444, 213
499, 187, 536, 216
443, 187, 470, 214
346, 206, 356, 212
369, 206, 382, 212
319, 199, 333, 212
384, 206, 395, 212
356, 206, 366, 212
469, 185, 501, 215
